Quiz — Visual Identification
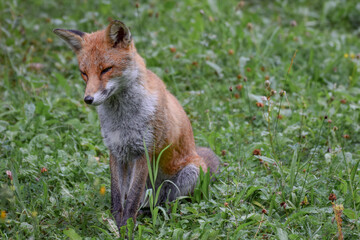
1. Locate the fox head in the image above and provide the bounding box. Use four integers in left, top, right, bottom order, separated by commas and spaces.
53, 21, 138, 106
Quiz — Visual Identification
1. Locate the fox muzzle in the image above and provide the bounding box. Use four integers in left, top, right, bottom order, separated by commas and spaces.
84, 95, 94, 104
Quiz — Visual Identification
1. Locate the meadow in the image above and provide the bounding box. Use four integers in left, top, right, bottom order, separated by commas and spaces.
1, 0, 360, 239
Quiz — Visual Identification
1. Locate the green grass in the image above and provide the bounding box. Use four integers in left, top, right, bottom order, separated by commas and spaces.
1, 0, 360, 239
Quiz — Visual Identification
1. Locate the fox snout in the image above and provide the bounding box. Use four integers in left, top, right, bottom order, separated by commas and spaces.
83, 80, 118, 106
83, 79, 101, 105
84, 95, 94, 104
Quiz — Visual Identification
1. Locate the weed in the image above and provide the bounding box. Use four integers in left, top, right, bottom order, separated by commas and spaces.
143, 142, 172, 230
192, 167, 211, 203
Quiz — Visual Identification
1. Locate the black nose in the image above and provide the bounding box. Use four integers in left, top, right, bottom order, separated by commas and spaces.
84, 96, 94, 104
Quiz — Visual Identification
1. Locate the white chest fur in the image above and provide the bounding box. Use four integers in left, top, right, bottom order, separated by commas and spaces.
97, 81, 157, 163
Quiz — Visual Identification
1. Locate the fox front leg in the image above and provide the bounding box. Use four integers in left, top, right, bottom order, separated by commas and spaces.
120, 157, 149, 227
110, 154, 131, 227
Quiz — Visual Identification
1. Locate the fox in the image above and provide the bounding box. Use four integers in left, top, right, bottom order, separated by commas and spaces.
53, 20, 220, 228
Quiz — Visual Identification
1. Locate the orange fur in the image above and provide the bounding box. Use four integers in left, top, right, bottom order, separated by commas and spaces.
58, 25, 207, 174
53, 21, 219, 228
76, 30, 137, 98
142, 69, 208, 175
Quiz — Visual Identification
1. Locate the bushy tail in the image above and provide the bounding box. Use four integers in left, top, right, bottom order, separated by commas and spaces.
196, 147, 220, 175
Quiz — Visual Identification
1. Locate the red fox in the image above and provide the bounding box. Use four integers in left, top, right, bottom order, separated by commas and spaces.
53, 20, 219, 228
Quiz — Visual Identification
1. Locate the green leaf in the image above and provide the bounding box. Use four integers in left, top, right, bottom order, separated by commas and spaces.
24, 102, 35, 121
234, 187, 248, 205
120, 226, 126, 239
154, 144, 172, 183
343, 209, 357, 220
205, 61, 223, 78
207, 0, 219, 14
172, 228, 184, 240
137, 225, 143, 240
143, 139, 154, 189
54, 72, 71, 96
245, 186, 262, 200
90, 226, 115, 239
289, 148, 298, 189
269, 193, 276, 216
158, 206, 169, 220
351, 159, 360, 184
340, 178, 348, 194
234, 220, 256, 235
277, 227, 288, 240
126, 218, 134, 239
152, 207, 159, 228
63, 228, 82, 240
285, 208, 318, 224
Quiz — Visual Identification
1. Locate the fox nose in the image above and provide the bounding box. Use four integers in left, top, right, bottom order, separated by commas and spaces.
84, 96, 94, 104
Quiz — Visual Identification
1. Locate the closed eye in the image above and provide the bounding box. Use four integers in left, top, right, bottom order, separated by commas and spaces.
101, 66, 112, 75
80, 70, 88, 79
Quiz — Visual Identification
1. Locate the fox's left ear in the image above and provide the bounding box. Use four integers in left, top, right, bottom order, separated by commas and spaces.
106, 20, 132, 48
53, 29, 85, 53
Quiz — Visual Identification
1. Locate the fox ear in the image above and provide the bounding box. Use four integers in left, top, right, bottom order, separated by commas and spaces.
106, 20, 132, 47
53, 29, 84, 53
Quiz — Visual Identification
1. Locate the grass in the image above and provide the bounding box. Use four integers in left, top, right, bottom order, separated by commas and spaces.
1, 0, 360, 239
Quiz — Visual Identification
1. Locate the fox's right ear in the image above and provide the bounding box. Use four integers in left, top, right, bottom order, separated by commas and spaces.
106, 20, 132, 48
53, 29, 85, 53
